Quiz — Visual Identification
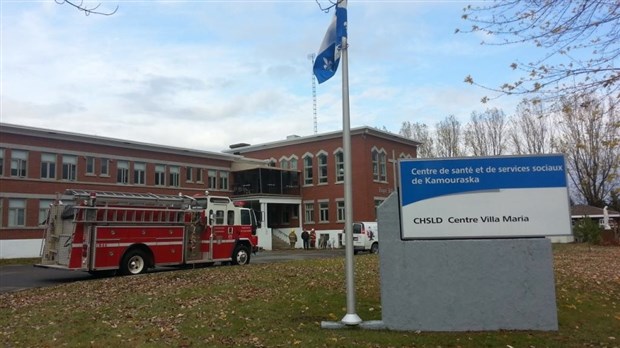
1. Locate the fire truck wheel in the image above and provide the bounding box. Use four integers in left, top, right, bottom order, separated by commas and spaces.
231, 245, 250, 265
120, 249, 148, 275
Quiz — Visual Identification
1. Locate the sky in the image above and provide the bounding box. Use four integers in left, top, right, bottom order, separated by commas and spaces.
1, 0, 533, 152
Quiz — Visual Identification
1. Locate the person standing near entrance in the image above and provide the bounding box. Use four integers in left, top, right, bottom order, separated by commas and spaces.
309, 229, 316, 249
288, 229, 298, 249
301, 228, 310, 250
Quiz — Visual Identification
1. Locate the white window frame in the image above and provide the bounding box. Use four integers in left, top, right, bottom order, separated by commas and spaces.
11, 150, 28, 178
372, 147, 387, 182
289, 157, 298, 170
336, 199, 345, 222
39, 199, 54, 226
86, 156, 96, 175
100, 158, 110, 176
169, 166, 180, 187
334, 148, 344, 183
208, 169, 217, 189
318, 200, 329, 223
196, 168, 203, 183
317, 151, 328, 184
186, 166, 194, 182
303, 154, 313, 186
134, 162, 146, 185
155, 164, 166, 186
116, 160, 129, 184
62, 155, 77, 181
304, 201, 315, 224
219, 171, 229, 190
8, 199, 26, 227
41, 153, 56, 180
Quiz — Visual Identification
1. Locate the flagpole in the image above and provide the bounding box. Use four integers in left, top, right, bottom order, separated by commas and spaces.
340, 35, 362, 326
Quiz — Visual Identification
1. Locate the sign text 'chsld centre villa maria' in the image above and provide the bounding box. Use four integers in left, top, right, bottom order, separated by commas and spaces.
398, 155, 572, 239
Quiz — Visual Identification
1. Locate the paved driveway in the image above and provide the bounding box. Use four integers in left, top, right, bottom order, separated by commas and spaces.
0, 249, 344, 293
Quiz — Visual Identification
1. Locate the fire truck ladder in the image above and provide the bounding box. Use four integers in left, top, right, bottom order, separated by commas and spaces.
66, 189, 190, 224
66, 189, 188, 206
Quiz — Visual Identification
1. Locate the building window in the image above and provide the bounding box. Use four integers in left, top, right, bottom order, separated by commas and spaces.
318, 152, 328, 184
290, 158, 298, 170
186, 167, 193, 182
0, 148, 5, 176
219, 171, 229, 190
334, 150, 344, 182
117, 160, 129, 184
40, 153, 56, 180
86, 157, 95, 175
8, 199, 26, 227
10, 150, 28, 178
62, 155, 77, 181
372, 148, 387, 182
280, 158, 289, 169
155, 164, 166, 186
196, 168, 203, 182
169, 166, 180, 187
134, 162, 146, 185
304, 202, 315, 223
101, 158, 110, 176
39, 199, 54, 225
208, 170, 217, 189
337, 200, 345, 222
303, 155, 313, 185
319, 200, 329, 222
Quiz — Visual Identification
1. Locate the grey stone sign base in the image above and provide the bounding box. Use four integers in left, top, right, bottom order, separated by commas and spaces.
378, 193, 559, 332
321, 193, 558, 331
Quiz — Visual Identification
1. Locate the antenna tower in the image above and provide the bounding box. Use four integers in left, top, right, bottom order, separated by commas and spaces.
308, 53, 318, 134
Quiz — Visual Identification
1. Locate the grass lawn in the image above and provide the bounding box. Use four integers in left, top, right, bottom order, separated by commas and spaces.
0, 258, 39, 266
0, 243, 618, 347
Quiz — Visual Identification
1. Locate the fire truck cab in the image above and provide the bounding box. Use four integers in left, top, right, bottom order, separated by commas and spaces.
37, 189, 260, 275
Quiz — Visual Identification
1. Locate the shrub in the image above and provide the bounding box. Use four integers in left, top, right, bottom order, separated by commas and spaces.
573, 217, 602, 245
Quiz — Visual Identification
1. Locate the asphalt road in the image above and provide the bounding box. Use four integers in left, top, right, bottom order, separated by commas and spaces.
0, 249, 344, 294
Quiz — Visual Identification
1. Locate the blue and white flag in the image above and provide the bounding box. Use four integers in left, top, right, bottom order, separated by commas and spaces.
313, 0, 347, 84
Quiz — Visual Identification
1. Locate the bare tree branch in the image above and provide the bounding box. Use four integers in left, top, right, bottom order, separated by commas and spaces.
55, 0, 118, 16
553, 95, 619, 206
459, 0, 619, 109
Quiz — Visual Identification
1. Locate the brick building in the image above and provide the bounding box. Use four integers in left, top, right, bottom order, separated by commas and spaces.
225, 127, 419, 248
0, 123, 418, 258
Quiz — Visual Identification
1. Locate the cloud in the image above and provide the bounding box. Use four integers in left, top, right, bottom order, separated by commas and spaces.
2, 1, 538, 153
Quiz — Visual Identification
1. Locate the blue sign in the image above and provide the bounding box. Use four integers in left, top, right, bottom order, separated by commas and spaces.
398, 155, 571, 239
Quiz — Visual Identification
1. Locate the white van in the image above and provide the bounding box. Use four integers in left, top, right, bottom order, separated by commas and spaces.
345, 222, 379, 254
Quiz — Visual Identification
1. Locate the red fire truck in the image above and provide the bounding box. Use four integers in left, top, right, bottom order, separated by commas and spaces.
37, 189, 260, 275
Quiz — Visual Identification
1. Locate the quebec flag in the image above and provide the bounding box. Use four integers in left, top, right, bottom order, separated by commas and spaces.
313, 0, 347, 84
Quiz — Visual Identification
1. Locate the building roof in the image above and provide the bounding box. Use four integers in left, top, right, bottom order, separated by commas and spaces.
0, 122, 263, 164
223, 126, 421, 154
571, 205, 620, 218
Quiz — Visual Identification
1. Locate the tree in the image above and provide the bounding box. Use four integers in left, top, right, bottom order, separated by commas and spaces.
435, 115, 463, 157
460, 1, 619, 107
509, 99, 555, 155
554, 94, 619, 207
572, 217, 602, 245
464, 108, 507, 156
56, 0, 118, 16
399, 121, 435, 158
